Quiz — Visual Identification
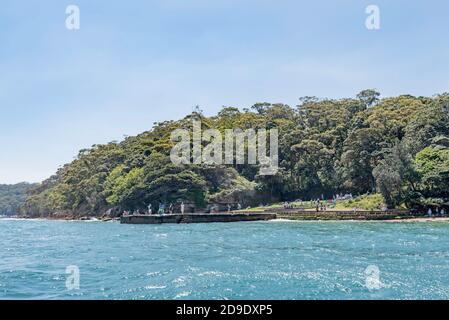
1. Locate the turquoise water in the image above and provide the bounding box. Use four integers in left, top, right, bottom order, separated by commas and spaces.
1, 218, 449, 300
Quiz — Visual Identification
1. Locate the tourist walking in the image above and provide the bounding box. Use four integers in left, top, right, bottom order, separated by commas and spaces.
159, 203, 165, 215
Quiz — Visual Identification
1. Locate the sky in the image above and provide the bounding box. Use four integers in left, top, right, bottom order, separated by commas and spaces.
1, 0, 449, 184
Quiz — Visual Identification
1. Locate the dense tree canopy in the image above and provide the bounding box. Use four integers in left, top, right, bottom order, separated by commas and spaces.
21, 91, 449, 217
0, 183, 36, 216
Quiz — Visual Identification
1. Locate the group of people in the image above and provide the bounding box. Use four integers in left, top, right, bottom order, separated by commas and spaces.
211, 203, 242, 213
152, 202, 186, 215
427, 207, 446, 217
123, 202, 186, 217
122, 201, 244, 216
333, 193, 354, 201
280, 199, 329, 212
283, 202, 296, 209
315, 199, 328, 212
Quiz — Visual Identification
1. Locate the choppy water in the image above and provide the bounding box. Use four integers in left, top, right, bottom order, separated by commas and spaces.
1, 218, 449, 300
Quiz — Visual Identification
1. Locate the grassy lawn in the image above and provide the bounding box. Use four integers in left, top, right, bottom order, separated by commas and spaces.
334, 194, 385, 211
236, 194, 387, 212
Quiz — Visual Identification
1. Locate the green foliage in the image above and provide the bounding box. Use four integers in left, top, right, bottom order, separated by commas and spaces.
335, 194, 385, 211
373, 141, 418, 208
21, 91, 449, 216
414, 146, 449, 201
104, 166, 145, 206
356, 89, 380, 108
0, 183, 36, 216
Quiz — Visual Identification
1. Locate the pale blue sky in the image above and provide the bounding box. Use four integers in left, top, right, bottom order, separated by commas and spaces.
1, 0, 449, 183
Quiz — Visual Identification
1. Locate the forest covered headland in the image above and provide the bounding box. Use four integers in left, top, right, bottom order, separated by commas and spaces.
0, 183, 36, 216
19, 90, 449, 219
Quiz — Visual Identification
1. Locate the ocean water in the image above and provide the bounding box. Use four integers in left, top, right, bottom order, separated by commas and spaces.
1, 218, 449, 300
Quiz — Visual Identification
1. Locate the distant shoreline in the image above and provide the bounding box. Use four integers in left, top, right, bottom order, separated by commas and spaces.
3, 214, 449, 223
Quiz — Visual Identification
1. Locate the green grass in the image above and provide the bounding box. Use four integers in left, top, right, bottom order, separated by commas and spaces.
334, 193, 385, 211
236, 194, 386, 212
235, 201, 316, 212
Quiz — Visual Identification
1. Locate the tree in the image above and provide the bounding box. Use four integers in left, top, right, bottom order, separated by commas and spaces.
356, 89, 380, 108
339, 128, 384, 193
373, 141, 418, 208
0, 183, 36, 216
414, 146, 449, 201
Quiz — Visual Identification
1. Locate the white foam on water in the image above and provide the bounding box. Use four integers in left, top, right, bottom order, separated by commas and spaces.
267, 218, 300, 223
175, 291, 191, 298
145, 285, 166, 290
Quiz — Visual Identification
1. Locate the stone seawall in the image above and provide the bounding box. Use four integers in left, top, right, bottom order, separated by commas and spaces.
120, 213, 277, 224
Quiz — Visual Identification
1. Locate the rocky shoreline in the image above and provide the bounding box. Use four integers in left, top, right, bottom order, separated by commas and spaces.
15, 214, 118, 222
9, 211, 449, 223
